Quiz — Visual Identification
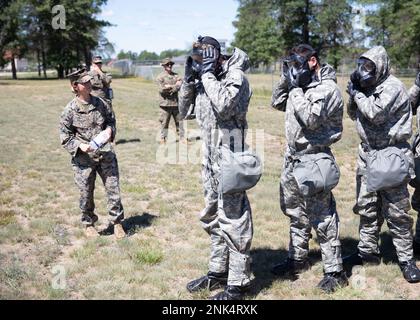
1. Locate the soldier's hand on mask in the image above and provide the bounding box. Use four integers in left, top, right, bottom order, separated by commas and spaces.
415, 72, 420, 88
79, 143, 93, 153
284, 68, 298, 91
350, 71, 361, 87
201, 46, 219, 76
282, 61, 289, 79
347, 81, 359, 98
185, 56, 199, 83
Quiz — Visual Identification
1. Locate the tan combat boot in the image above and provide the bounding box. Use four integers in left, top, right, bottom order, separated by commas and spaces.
114, 223, 126, 239
85, 226, 99, 238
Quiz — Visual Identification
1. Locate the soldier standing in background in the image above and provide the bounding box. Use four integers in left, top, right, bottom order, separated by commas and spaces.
156, 58, 185, 144
89, 55, 113, 107
60, 68, 125, 239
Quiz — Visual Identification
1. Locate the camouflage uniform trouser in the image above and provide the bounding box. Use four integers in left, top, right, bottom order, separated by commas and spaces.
280, 151, 343, 273
199, 140, 253, 287
159, 106, 184, 139
354, 147, 414, 262
71, 151, 124, 226
411, 188, 420, 243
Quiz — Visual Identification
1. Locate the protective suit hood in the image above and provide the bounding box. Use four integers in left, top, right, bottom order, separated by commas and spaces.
221, 47, 250, 75
360, 46, 391, 86
306, 63, 337, 89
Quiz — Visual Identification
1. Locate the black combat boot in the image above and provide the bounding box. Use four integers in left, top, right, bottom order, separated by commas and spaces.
317, 270, 349, 293
186, 271, 228, 293
343, 251, 381, 266
211, 285, 250, 300
413, 240, 420, 256
271, 257, 310, 278
81, 213, 99, 227
399, 260, 420, 283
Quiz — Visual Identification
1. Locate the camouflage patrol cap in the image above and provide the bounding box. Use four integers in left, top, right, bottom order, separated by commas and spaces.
161, 58, 174, 66
92, 55, 103, 64
67, 68, 92, 84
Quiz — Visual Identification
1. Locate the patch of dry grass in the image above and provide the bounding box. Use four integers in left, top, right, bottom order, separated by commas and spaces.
0, 74, 419, 299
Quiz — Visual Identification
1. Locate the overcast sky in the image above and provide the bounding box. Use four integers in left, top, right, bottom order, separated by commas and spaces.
98, 0, 239, 55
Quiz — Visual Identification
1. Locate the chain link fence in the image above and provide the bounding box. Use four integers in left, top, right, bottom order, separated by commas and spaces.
109, 58, 418, 82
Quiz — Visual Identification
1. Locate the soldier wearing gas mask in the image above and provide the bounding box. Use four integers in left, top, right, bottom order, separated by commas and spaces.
271, 44, 348, 293
408, 71, 420, 255
345, 46, 420, 283
178, 36, 254, 300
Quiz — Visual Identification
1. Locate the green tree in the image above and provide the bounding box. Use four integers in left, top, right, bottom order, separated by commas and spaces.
0, 0, 26, 79
159, 49, 188, 60
362, 0, 420, 68
312, 0, 354, 69
232, 0, 282, 67
138, 50, 159, 61
232, 0, 354, 68
1, 0, 113, 79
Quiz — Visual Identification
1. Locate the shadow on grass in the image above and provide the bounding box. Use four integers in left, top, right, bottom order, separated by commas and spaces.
115, 138, 141, 145
249, 246, 323, 297
123, 212, 157, 236
380, 232, 398, 264
250, 236, 362, 296
98, 212, 157, 236
342, 234, 401, 277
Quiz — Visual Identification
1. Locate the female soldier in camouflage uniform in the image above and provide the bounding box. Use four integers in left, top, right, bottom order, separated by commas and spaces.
59, 68, 125, 238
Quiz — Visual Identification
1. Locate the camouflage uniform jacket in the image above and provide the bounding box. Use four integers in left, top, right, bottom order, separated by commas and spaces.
271, 64, 343, 154
179, 47, 252, 147
156, 71, 182, 107
347, 46, 412, 150
89, 69, 112, 100
60, 95, 116, 158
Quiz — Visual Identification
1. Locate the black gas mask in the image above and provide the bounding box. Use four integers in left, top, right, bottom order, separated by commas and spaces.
356, 57, 376, 88
284, 53, 313, 88
190, 36, 223, 76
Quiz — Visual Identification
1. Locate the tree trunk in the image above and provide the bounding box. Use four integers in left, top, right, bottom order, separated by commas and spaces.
37, 48, 41, 77
11, 55, 17, 80
41, 44, 47, 78
302, 0, 310, 43
84, 47, 91, 70
56, 64, 64, 79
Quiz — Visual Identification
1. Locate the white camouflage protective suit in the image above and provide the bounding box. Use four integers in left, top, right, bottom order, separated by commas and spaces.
347, 46, 415, 263
179, 48, 254, 287
271, 63, 345, 273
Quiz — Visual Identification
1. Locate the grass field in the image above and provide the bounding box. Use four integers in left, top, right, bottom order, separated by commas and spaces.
0, 74, 419, 300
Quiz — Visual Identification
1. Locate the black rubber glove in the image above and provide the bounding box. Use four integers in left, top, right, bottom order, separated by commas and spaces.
200, 46, 219, 76
350, 71, 361, 89
282, 61, 289, 79
347, 81, 359, 98
347, 71, 361, 97
415, 71, 420, 88
285, 68, 299, 91
184, 56, 198, 83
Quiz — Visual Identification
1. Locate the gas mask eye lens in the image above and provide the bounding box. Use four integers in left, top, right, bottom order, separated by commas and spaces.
358, 58, 375, 73
192, 55, 202, 63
